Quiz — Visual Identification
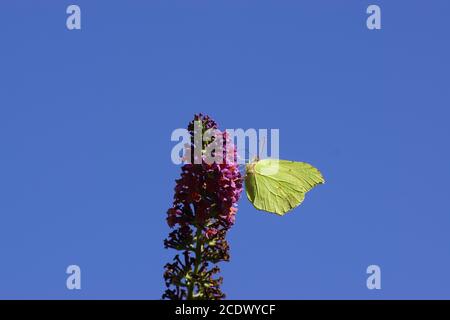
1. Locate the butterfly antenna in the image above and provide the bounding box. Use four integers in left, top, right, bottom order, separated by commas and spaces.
258, 136, 266, 161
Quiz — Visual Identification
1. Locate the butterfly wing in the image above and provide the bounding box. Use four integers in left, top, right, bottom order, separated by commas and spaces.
245, 159, 324, 215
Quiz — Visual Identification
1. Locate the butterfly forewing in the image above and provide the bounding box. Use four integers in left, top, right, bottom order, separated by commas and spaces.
245, 159, 324, 215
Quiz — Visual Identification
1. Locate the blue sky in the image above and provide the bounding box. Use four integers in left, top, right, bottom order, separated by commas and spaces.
0, 1, 449, 299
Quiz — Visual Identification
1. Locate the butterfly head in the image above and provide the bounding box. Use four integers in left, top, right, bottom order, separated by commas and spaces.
245, 159, 258, 174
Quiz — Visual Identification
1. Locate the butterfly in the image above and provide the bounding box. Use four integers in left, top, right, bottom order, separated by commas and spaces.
245, 158, 324, 216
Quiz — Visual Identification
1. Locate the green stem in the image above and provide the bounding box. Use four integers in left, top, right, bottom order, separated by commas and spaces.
187, 227, 202, 299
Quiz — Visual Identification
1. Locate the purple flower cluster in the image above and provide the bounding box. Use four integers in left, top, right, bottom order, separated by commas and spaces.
163, 114, 243, 300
